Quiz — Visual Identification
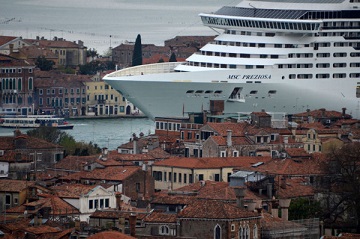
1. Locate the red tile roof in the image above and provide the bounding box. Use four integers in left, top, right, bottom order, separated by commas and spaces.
144, 210, 177, 223
87, 231, 136, 239
51, 184, 99, 198
178, 199, 259, 219
0, 180, 34, 192
153, 156, 272, 169
204, 122, 248, 136
0, 36, 17, 46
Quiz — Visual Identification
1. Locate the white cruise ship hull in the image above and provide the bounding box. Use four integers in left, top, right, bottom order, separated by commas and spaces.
104, 0, 360, 119
104, 66, 359, 119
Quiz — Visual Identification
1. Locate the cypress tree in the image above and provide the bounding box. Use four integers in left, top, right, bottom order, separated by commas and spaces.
132, 34, 143, 66
169, 52, 177, 62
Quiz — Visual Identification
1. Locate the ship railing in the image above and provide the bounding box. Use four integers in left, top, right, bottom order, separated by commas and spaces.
107, 62, 185, 77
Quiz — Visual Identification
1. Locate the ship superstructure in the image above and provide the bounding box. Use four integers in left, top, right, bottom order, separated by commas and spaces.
104, 0, 360, 119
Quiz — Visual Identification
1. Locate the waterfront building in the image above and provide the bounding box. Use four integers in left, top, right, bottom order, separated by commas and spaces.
25, 36, 87, 66
85, 78, 127, 117
0, 54, 35, 115
0, 36, 31, 55
34, 70, 91, 116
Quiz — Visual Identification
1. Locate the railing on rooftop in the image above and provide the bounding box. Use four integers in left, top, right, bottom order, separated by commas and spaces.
107, 62, 185, 78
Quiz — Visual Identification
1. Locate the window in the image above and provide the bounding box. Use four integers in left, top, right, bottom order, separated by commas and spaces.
253, 224, 258, 239
5, 194, 11, 205
136, 183, 140, 192
174, 173, 177, 183
198, 174, 204, 181
105, 198, 109, 208
94, 199, 98, 209
28, 77, 33, 90
159, 225, 170, 235
214, 224, 221, 239
184, 174, 187, 184
89, 200, 93, 209
179, 173, 182, 183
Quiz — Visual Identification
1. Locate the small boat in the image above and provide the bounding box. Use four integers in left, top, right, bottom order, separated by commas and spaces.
0, 115, 74, 129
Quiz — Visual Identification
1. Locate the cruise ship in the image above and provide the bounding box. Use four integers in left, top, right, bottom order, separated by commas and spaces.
104, 0, 360, 120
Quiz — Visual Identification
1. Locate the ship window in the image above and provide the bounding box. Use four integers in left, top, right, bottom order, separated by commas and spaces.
351, 52, 360, 57
271, 55, 279, 59
289, 74, 296, 79
357, 85, 360, 98
316, 74, 330, 79
317, 53, 330, 58
350, 73, 360, 78
214, 90, 222, 94
250, 90, 258, 94
297, 74, 312, 79
186, 90, 194, 94
268, 90, 277, 94
246, 65, 253, 69
256, 65, 264, 69
350, 63, 360, 67
195, 90, 203, 94
333, 73, 346, 78
316, 63, 330, 68
258, 43, 265, 48
333, 63, 346, 68
205, 90, 213, 94
246, 81, 253, 83
334, 52, 347, 57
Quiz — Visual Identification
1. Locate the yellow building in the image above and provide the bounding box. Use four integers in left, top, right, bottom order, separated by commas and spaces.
85, 80, 127, 116
151, 156, 271, 190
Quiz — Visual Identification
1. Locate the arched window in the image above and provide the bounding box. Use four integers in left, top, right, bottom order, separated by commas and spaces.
159, 225, 169, 235
214, 224, 221, 239
239, 226, 244, 239
245, 225, 250, 239
253, 224, 258, 239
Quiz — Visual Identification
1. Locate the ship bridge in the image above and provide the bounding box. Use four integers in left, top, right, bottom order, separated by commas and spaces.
105, 62, 184, 78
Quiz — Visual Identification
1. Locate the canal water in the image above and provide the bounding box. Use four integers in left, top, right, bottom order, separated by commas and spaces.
0, 117, 155, 150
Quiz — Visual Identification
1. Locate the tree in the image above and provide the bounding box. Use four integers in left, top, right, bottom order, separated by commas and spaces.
169, 52, 177, 62
78, 60, 115, 75
288, 197, 322, 220
319, 143, 360, 232
27, 127, 101, 156
132, 34, 142, 66
158, 58, 164, 63
87, 48, 98, 59
35, 56, 55, 71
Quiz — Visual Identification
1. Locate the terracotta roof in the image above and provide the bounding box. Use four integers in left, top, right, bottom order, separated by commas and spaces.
178, 199, 259, 219
153, 156, 272, 169
261, 212, 306, 230
245, 157, 325, 176
54, 155, 98, 171
294, 108, 349, 119
23, 225, 61, 235
204, 122, 249, 136
90, 210, 148, 220
144, 210, 177, 223
0, 133, 63, 150
0, 180, 34, 192
275, 177, 315, 198
79, 166, 140, 181
285, 148, 310, 158
147, 147, 170, 159
117, 154, 154, 161
50, 184, 99, 198
0, 36, 17, 46
87, 231, 136, 239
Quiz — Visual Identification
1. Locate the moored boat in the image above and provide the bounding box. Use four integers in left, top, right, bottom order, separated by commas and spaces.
0, 115, 74, 129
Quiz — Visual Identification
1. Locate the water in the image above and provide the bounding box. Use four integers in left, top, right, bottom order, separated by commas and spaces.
0, 118, 155, 150
0, 0, 235, 54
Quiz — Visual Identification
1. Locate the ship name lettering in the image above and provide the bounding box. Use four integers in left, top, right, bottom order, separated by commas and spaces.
242, 74, 271, 80
227, 75, 241, 79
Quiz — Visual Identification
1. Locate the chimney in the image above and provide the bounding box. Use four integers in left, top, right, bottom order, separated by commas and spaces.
101, 147, 108, 161
233, 186, 246, 208
226, 130, 232, 147
342, 108, 346, 118
9, 44, 14, 54
129, 213, 137, 237
115, 193, 122, 210
280, 176, 287, 189
246, 200, 256, 211
133, 134, 138, 154
271, 201, 279, 218
279, 198, 291, 221
74, 219, 81, 231
267, 183, 273, 199
14, 129, 21, 137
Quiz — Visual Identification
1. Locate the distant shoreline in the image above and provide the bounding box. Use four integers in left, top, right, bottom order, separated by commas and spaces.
68, 115, 148, 120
